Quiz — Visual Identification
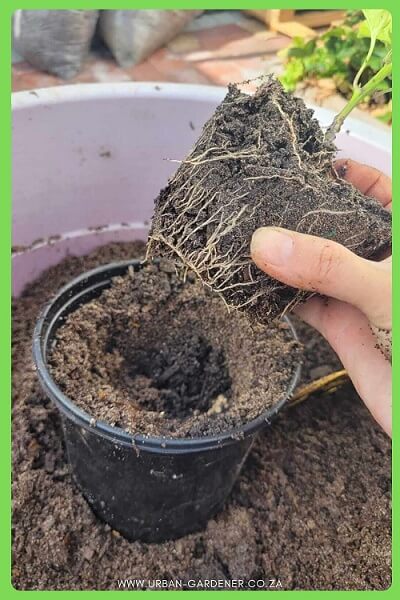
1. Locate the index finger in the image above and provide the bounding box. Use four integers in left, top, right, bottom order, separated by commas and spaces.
334, 159, 392, 211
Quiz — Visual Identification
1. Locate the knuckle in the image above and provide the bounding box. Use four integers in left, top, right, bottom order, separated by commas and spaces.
366, 171, 383, 195
315, 243, 340, 282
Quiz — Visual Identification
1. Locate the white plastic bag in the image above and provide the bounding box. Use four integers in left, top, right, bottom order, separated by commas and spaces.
13, 10, 99, 79
99, 10, 202, 67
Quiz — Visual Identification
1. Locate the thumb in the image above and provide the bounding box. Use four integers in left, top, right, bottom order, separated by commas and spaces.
251, 227, 391, 329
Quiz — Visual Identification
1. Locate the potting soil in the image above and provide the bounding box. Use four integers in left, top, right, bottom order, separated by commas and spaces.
12, 242, 391, 590
48, 258, 300, 438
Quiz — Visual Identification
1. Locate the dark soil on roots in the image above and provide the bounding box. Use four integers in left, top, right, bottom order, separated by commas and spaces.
148, 79, 392, 322
48, 260, 300, 438
13, 242, 391, 590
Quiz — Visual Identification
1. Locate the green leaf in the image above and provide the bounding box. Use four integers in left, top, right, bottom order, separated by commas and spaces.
352, 10, 391, 90
278, 59, 305, 92
322, 26, 347, 40
287, 43, 315, 58
359, 10, 392, 47
344, 10, 364, 26
278, 8, 391, 126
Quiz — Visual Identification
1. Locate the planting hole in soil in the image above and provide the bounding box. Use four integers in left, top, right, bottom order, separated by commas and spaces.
45, 260, 301, 439
148, 79, 392, 322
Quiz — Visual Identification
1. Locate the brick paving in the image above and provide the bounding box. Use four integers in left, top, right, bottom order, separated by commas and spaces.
12, 12, 289, 92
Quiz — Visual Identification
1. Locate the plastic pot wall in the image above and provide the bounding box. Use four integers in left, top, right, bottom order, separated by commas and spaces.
12, 82, 391, 297
33, 260, 300, 542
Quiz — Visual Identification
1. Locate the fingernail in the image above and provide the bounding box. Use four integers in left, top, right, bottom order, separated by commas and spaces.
251, 227, 294, 266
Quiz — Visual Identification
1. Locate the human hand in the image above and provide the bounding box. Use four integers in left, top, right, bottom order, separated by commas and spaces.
251, 159, 392, 436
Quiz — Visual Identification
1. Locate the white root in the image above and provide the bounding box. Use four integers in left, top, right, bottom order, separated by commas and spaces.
271, 98, 303, 169
148, 181, 268, 310
296, 208, 357, 231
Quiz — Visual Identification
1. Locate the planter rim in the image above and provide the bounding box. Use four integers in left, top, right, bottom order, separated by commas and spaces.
12, 82, 227, 110
12, 81, 391, 152
33, 259, 301, 453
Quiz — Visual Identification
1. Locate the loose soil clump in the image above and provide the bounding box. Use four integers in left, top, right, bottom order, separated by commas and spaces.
48, 259, 300, 438
13, 242, 391, 590
148, 79, 392, 322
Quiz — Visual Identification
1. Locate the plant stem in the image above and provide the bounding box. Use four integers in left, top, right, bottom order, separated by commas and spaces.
352, 37, 375, 90
325, 62, 392, 141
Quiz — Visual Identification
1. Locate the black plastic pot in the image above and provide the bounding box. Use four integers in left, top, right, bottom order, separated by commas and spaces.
33, 260, 301, 543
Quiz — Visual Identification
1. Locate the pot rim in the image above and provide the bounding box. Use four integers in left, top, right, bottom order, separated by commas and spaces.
12, 82, 391, 155
33, 260, 301, 453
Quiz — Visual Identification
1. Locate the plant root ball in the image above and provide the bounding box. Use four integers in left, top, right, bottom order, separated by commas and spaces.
148, 78, 391, 323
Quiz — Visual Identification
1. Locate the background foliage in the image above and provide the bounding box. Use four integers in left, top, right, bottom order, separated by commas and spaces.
279, 11, 392, 123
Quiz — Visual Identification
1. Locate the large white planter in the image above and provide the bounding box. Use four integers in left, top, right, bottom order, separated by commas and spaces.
12, 82, 391, 296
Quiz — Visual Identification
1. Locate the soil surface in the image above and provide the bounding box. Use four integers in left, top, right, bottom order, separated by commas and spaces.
13, 242, 391, 590
149, 79, 392, 323
49, 260, 299, 438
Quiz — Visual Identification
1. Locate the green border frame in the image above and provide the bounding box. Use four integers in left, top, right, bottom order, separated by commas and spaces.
1, 1, 396, 595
